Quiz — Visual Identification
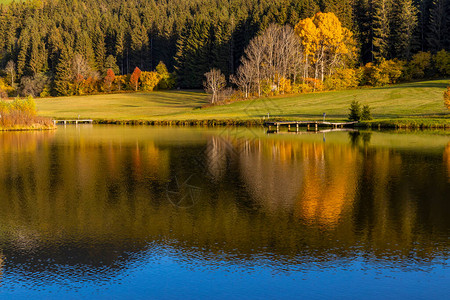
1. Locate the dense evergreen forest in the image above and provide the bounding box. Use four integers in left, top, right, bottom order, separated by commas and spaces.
0, 0, 449, 95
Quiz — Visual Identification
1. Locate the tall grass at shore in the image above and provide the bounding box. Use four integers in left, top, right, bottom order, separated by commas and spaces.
0, 97, 54, 130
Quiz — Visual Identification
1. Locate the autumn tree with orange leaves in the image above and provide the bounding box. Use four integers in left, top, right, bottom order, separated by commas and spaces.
130, 67, 141, 91
103, 69, 115, 92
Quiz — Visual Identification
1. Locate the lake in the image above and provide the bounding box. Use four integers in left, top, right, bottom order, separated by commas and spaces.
0, 126, 448, 299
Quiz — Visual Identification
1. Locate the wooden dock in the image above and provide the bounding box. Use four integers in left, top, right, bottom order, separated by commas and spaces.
53, 119, 93, 125
264, 120, 358, 132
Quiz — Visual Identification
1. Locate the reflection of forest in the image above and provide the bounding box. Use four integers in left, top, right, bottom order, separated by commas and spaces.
0, 130, 448, 278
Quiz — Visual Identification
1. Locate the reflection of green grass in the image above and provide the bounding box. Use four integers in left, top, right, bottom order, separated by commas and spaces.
36, 79, 450, 126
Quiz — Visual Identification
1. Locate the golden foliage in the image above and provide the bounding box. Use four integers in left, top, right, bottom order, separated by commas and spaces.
444, 85, 450, 110
294, 12, 356, 79
140, 71, 161, 91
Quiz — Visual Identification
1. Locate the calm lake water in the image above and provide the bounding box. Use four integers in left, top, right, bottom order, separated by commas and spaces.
0, 126, 449, 299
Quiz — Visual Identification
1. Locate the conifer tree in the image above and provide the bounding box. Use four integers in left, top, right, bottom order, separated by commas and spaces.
75, 31, 96, 71
372, 0, 393, 61
175, 17, 211, 88
16, 30, 31, 77
392, 0, 418, 59
94, 29, 107, 73
54, 46, 74, 96
428, 0, 448, 52
29, 38, 47, 75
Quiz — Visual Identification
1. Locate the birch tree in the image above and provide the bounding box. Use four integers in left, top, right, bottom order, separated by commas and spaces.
204, 69, 226, 104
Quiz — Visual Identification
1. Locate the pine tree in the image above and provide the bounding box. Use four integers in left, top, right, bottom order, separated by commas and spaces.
392, 0, 418, 59
372, 0, 393, 61
54, 46, 74, 96
29, 38, 47, 75
175, 17, 211, 88
428, 0, 448, 52
16, 29, 31, 77
75, 31, 96, 71
210, 19, 232, 77
355, 0, 373, 62
348, 100, 362, 121
93, 28, 107, 73
322, 0, 355, 30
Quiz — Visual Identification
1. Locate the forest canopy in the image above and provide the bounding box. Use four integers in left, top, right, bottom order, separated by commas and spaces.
0, 0, 449, 95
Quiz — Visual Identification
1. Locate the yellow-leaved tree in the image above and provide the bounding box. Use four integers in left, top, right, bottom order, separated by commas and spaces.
294, 12, 356, 83
140, 71, 161, 91
444, 84, 450, 110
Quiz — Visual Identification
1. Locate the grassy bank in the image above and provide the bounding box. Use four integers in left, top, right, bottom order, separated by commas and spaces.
36, 79, 450, 128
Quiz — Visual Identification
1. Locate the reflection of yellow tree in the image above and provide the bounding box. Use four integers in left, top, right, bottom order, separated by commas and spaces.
444, 142, 450, 182
295, 144, 360, 228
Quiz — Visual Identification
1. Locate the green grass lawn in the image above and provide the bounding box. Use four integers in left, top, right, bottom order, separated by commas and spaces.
37, 91, 207, 120
36, 79, 450, 125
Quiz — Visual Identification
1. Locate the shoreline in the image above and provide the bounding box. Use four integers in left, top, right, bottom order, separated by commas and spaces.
0, 124, 57, 131
88, 118, 450, 129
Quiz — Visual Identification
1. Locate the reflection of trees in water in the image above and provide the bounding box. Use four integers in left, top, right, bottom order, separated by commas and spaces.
239, 140, 305, 211
0, 131, 448, 281
444, 142, 450, 182
348, 131, 372, 148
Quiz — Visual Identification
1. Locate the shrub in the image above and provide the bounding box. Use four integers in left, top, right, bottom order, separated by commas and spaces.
348, 100, 361, 121
379, 59, 403, 84
278, 77, 293, 94
324, 68, 359, 90
404, 51, 432, 80
360, 60, 404, 86
292, 83, 311, 94
302, 77, 323, 91
434, 50, 450, 76
261, 79, 275, 96
0, 78, 15, 98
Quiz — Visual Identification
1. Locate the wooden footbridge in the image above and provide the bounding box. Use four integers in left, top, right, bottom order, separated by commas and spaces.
53, 119, 93, 125
264, 120, 358, 132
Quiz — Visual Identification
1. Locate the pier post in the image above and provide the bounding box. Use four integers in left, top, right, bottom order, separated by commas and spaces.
296, 124, 299, 132
307, 124, 310, 130
315, 123, 318, 131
